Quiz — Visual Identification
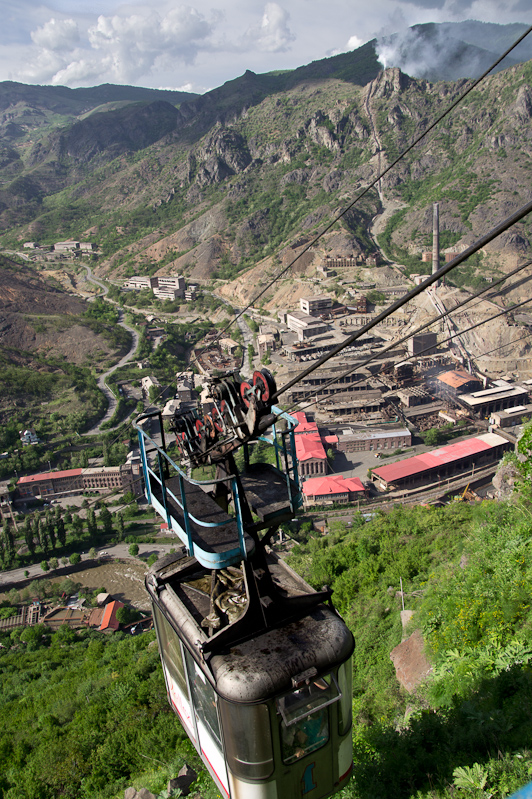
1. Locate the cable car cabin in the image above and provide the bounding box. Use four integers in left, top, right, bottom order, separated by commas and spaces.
134, 372, 354, 798
147, 549, 354, 799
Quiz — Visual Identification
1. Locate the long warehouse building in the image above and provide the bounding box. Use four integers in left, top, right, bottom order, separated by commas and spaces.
371, 433, 512, 491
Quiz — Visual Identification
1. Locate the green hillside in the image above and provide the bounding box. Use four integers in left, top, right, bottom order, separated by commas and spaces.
2, 438, 532, 798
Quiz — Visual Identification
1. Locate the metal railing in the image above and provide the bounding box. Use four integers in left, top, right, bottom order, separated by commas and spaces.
134, 410, 248, 561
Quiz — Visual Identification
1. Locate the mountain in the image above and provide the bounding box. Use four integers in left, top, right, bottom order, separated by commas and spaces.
0, 21, 531, 296
0, 81, 199, 119
377, 21, 531, 82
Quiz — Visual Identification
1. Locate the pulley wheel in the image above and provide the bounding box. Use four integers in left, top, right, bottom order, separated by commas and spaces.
240, 380, 252, 408
252, 369, 275, 402
212, 404, 224, 432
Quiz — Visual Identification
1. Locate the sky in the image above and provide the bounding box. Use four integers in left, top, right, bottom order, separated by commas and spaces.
1, 0, 531, 95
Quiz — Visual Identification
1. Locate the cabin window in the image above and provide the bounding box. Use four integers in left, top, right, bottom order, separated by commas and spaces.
153, 606, 188, 696
184, 650, 222, 747
219, 700, 274, 780
277, 674, 340, 764
337, 661, 352, 735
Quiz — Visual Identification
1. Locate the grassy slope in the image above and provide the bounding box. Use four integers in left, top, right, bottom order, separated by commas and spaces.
1, 484, 531, 798
288, 491, 532, 799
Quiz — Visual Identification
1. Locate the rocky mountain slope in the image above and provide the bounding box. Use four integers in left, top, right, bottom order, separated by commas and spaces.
0, 22, 531, 305
0, 256, 128, 368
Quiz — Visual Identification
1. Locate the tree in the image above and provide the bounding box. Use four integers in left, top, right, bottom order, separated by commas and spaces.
128, 543, 139, 557
423, 427, 447, 447
99, 505, 113, 536
7, 588, 19, 605
24, 517, 35, 556
20, 623, 47, 651
48, 557, 58, 571
116, 605, 142, 625
116, 512, 125, 542
56, 517, 66, 548
148, 385, 161, 404
86, 507, 97, 538
366, 289, 386, 305
40, 524, 49, 556
45, 513, 56, 550
69, 552, 81, 565
59, 578, 78, 595
72, 514, 84, 540
3, 521, 15, 561
88, 547, 97, 559
40, 560, 49, 572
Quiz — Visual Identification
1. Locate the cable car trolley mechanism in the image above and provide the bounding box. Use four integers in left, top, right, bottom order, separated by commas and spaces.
134, 369, 354, 799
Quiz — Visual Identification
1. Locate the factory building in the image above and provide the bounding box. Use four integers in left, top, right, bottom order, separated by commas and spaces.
371, 433, 511, 492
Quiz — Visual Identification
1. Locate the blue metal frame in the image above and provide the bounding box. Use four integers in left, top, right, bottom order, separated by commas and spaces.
133, 406, 301, 569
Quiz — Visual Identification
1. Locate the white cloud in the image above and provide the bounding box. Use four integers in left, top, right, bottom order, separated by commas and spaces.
347, 34, 366, 49
242, 3, 295, 53
51, 58, 112, 86
23, 5, 217, 86
31, 18, 79, 52
2, 0, 530, 91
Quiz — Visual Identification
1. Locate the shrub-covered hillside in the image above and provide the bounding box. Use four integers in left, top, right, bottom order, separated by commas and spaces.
288, 447, 532, 798
2, 441, 532, 798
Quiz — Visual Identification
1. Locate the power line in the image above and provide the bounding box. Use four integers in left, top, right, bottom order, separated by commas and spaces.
164, 251, 532, 466
80, 28, 532, 471
122, 25, 532, 405
274, 198, 532, 399
282, 259, 532, 410
205, 24, 532, 349
296, 295, 532, 416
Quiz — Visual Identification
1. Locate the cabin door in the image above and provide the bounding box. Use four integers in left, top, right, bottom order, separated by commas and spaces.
183, 650, 230, 798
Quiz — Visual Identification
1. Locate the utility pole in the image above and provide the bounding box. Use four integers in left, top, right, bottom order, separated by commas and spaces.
432, 202, 440, 288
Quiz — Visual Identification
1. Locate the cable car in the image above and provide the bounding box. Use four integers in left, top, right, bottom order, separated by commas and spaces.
134, 370, 354, 799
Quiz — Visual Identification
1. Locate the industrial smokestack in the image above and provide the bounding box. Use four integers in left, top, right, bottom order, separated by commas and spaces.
432, 202, 439, 287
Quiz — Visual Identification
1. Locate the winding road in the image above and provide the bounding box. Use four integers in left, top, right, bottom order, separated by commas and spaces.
81, 266, 141, 434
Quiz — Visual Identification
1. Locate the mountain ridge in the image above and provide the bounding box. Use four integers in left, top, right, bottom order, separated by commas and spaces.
0, 21, 531, 298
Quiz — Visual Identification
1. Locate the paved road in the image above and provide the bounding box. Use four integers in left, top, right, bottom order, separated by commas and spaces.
0, 541, 178, 589
85, 311, 140, 433
81, 264, 109, 296
80, 267, 140, 434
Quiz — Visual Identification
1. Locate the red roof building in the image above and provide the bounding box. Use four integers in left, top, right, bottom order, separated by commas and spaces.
371, 433, 511, 491
99, 600, 124, 633
17, 468, 83, 497
302, 474, 365, 507
293, 411, 328, 480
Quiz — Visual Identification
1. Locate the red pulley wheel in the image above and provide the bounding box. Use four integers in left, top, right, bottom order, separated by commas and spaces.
240, 381, 252, 408
212, 405, 224, 432
252, 370, 276, 402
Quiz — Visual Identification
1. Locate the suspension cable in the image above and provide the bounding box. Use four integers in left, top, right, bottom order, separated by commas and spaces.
206, 24, 532, 347
296, 295, 532, 415
274, 198, 532, 399
283, 259, 532, 410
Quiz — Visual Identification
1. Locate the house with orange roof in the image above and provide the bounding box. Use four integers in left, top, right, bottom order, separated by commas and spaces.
99, 600, 124, 633
302, 474, 365, 507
